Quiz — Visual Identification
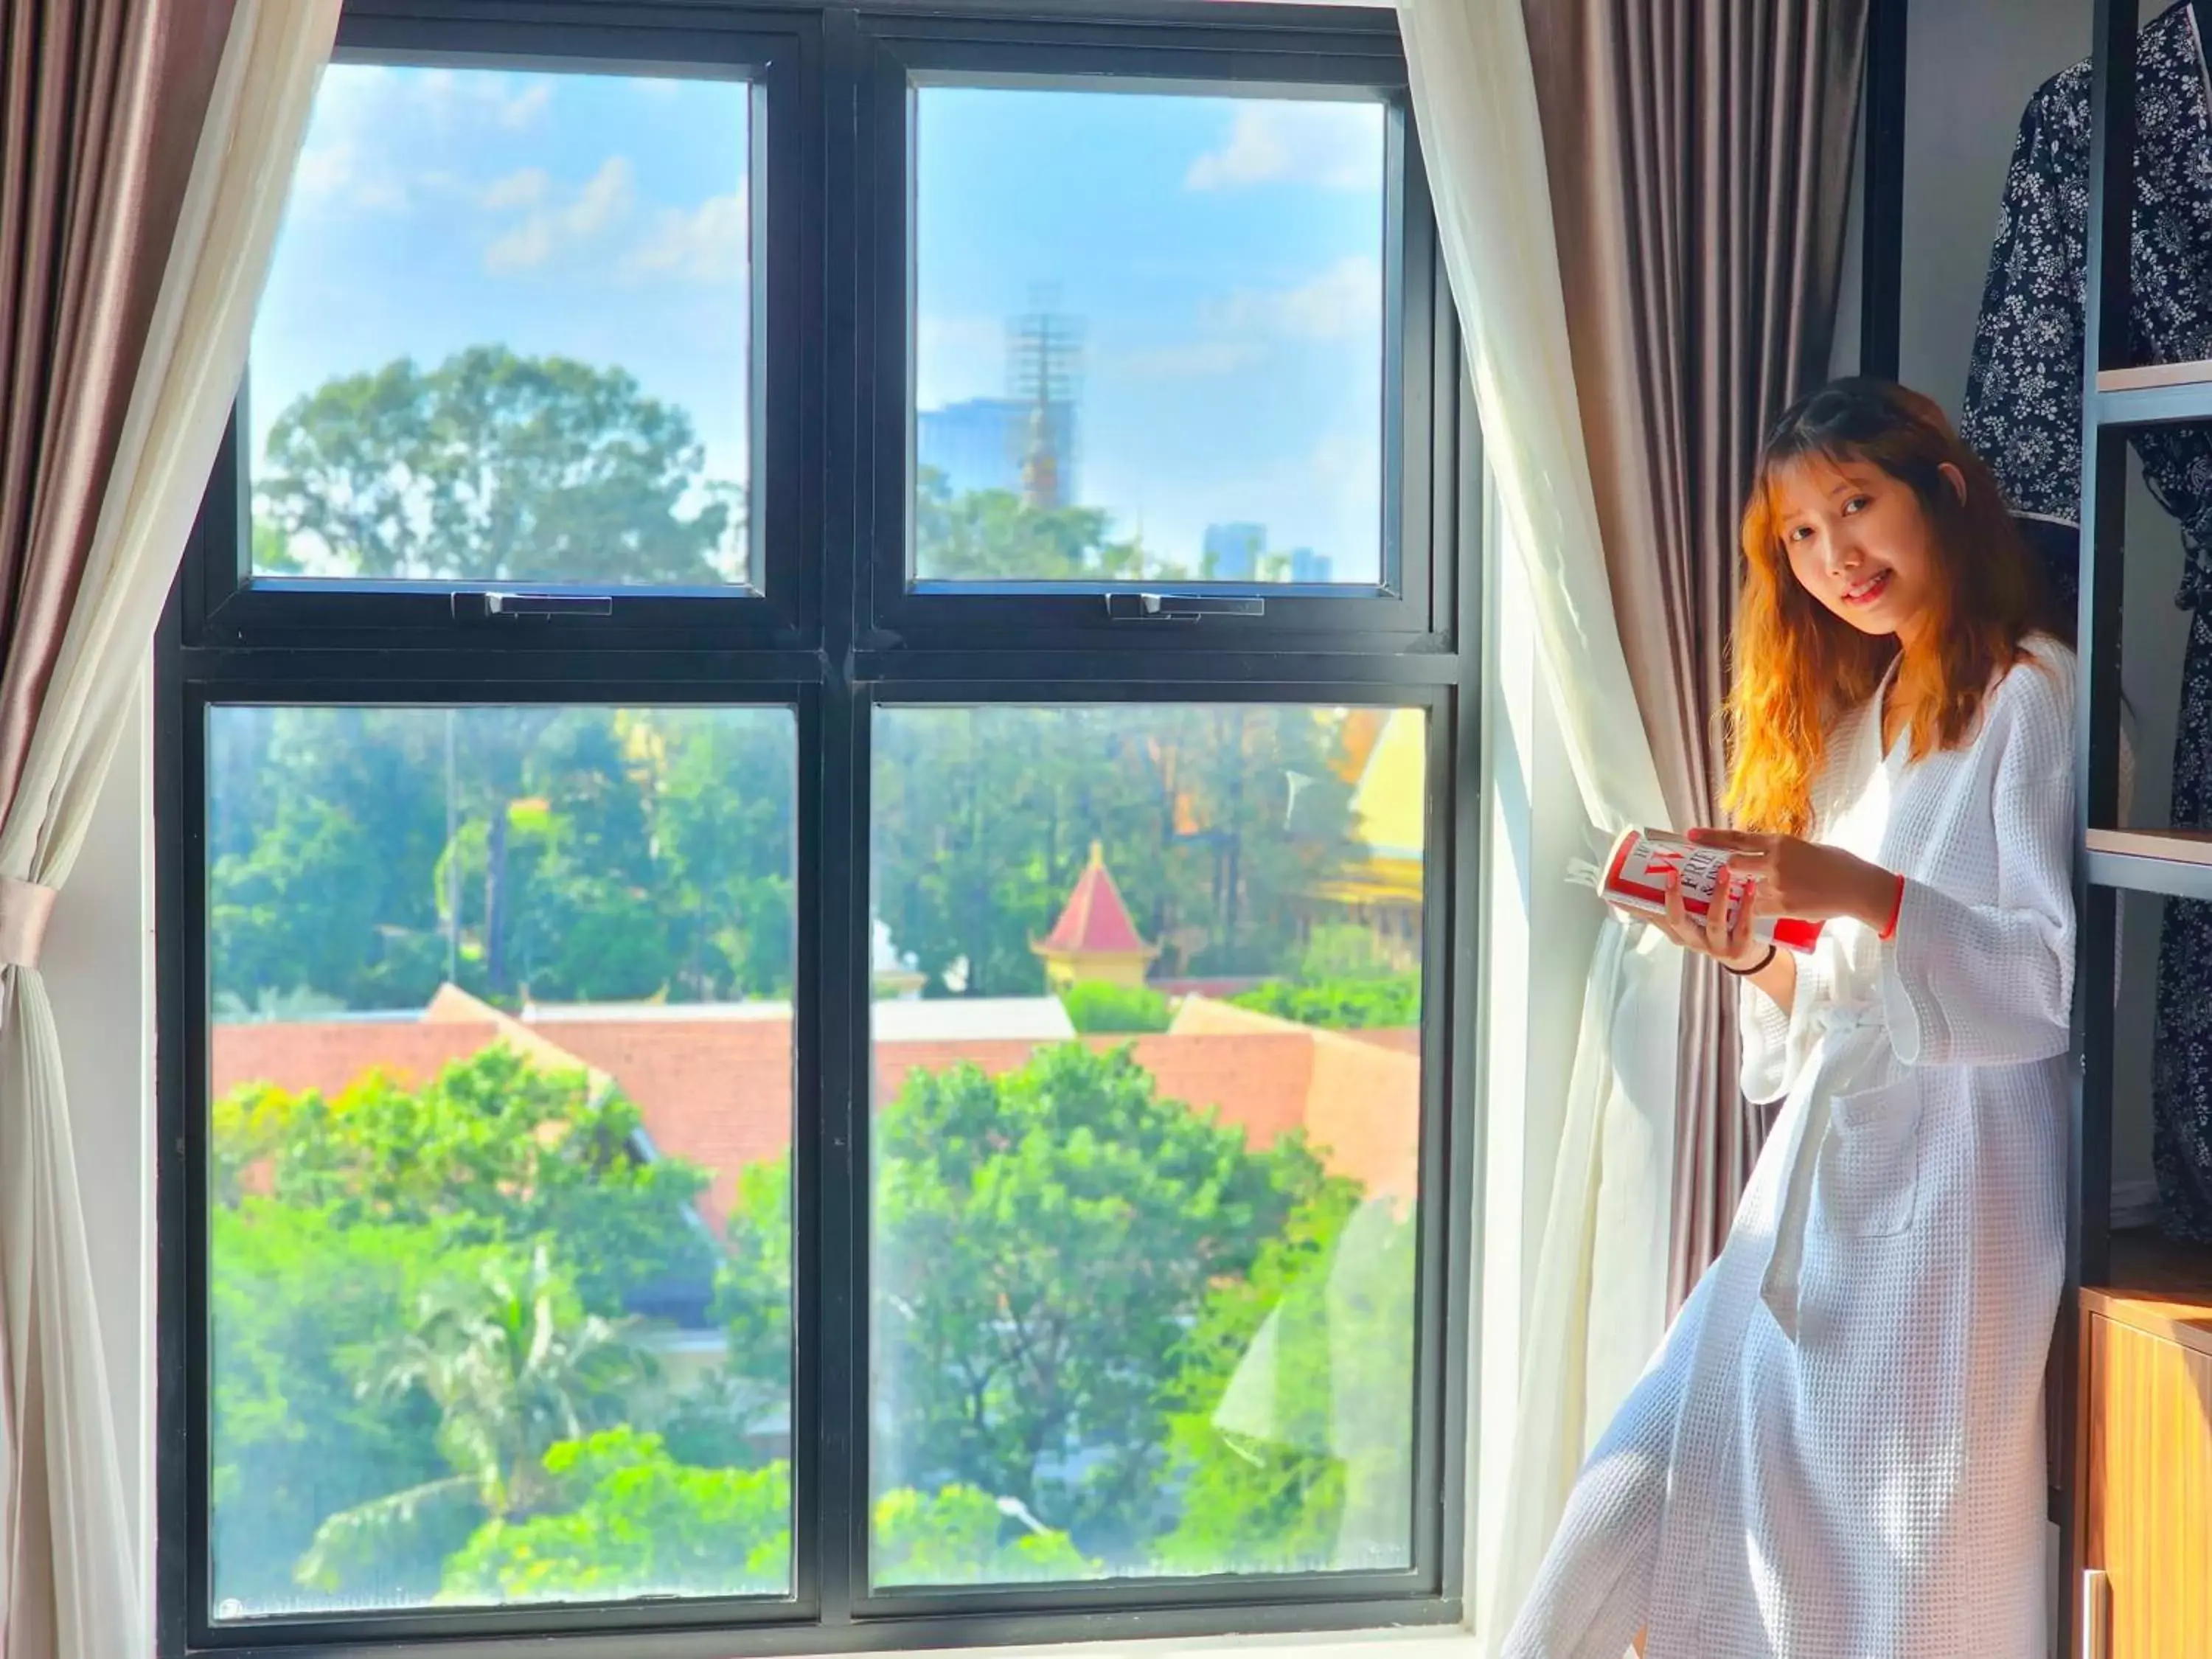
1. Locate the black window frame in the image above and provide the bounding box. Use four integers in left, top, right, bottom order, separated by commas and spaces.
154, 4, 1484, 1657
190, 5, 822, 651
856, 17, 1442, 650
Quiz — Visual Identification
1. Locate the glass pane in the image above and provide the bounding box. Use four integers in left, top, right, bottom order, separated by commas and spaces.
250, 66, 752, 586
206, 706, 795, 1616
912, 87, 1388, 588
867, 705, 1424, 1585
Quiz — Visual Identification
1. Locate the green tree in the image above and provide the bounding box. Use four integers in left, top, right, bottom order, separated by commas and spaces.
440, 1432, 1096, 1600
296, 1244, 652, 1593
712, 1158, 793, 1413
211, 704, 797, 1015
257, 346, 740, 584
720, 1043, 1334, 1565
209, 1054, 737, 1604
1158, 1192, 1417, 1574
914, 467, 1168, 582
1228, 976, 1419, 1032
651, 708, 797, 999
1059, 980, 1172, 1034
504, 713, 669, 1000
209, 1203, 471, 1610
209, 706, 452, 1012
441, 1429, 790, 1601
246, 1046, 718, 1318
1229, 926, 1421, 1031
872, 705, 1358, 998
872, 1483, 1099, 1586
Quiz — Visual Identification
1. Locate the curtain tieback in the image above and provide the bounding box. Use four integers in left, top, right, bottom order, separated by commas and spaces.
0, 875, 58, 968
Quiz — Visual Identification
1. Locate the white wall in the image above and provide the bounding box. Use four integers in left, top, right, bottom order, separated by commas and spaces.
1877, 0, 2182, 1199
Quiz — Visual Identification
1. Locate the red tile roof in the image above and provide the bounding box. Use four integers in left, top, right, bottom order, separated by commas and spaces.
210, 996, 1419, 1230
1036, 843, 1148, 956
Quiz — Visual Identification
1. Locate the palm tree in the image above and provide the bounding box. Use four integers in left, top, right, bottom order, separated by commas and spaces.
296, 1242, 651, 1593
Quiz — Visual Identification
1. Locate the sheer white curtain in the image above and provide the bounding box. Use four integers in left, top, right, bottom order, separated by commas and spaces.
0, 7, 338, 1655
1392, 0, 1682, 1647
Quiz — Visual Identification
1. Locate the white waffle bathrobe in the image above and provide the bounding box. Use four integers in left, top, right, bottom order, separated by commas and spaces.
1506, 636, 2076, 1659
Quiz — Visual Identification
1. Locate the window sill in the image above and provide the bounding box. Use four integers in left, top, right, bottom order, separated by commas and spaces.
915, 1628, 1478, 1659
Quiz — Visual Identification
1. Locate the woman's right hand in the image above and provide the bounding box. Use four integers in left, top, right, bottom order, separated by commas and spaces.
1645, 866, 1770, 971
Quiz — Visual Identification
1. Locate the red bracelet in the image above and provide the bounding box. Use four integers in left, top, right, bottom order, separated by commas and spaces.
1878, 872, 1906, 942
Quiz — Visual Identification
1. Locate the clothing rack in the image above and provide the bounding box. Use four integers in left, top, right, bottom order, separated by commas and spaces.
2065, 0, 2212, 1649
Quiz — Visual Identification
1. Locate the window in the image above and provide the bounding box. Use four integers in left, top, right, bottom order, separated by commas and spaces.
910, 88, 1388, 589
869, 704, 1426, 1587
158, 3, 1474, 1656
251, 67, 756, 588
204, 705, 797, 1617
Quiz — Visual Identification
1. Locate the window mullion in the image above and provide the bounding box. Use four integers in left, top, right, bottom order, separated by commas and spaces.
814, 4, 872, 1618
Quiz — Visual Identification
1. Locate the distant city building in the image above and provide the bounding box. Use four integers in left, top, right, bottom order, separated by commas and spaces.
916, 293, 1085, 510
917, 398, 1078, 501
1288, 547, 1334, 585
1203, 522, 1266, 581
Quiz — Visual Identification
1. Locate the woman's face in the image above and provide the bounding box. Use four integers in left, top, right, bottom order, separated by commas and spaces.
1770, 455, 1958, 647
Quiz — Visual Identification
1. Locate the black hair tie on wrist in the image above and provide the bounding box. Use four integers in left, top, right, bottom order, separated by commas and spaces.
1723, 945, 1778, 978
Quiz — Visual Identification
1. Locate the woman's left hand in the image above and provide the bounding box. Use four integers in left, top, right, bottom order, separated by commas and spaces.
1685, 828, 1899, 929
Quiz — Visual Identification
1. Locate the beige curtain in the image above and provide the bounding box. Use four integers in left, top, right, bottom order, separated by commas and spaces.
1523, 0, 1868, 1308
1392, 0, 1681, 1645
0, 5, 338, 1654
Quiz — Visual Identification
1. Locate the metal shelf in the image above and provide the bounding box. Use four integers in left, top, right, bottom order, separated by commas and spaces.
2065, 11, 2182, 1651
2086, 829, 2212, 902
2094, 360, 2212, 428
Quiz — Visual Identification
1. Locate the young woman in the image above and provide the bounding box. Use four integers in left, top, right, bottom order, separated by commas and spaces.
1504, 379, 2075, 1658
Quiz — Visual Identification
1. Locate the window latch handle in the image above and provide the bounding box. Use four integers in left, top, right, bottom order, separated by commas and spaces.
453, 591, 616, 620
1105, 592, 1265, 623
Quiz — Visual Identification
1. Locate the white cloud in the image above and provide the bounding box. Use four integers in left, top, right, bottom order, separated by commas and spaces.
414, 67, 554, 132
1185, 102, 1383, 192
483, 156, 636, 274
288, 136, 411, 214
481, 167, 550, 211
291, 139, 355, 202
484, 218, 554, 274
1114, 338, 1270, 382
293, 66, 554, 218
1205, 255, 1382, 343
352, 175, 411, 213
1105, 256, 1382, 386
621, 184, 749, 285
568, 157, 636, 234
499, 81, 554, 130
289, 68, 412, 212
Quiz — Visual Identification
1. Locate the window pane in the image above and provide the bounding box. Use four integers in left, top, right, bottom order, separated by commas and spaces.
251, 66, 752, 586
912, 88, 1388, 588
868, 705, 1424, 1585
206, 706, 795, 1616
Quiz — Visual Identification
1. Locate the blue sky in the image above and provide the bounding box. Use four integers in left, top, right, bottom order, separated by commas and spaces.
254, 63, 1385, 582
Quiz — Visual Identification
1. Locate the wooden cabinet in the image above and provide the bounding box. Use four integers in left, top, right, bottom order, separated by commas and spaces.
2077, 1245, 2212, 1658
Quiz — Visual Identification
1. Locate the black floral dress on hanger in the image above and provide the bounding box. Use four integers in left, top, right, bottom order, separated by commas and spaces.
1961, 0, 2212, 1241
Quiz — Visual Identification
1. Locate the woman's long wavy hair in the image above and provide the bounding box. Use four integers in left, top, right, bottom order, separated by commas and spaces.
1722, 378, 2052, 835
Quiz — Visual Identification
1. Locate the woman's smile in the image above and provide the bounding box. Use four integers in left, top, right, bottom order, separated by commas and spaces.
1840, 568, 1893, 606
